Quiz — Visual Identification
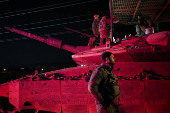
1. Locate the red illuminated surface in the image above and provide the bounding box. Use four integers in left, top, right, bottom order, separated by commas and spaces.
0, 27, 170, 112
0, 62, 170, 113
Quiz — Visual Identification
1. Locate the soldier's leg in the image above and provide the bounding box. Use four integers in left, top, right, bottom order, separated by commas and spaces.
100, 38, 104, 45
88, 37, 96, 48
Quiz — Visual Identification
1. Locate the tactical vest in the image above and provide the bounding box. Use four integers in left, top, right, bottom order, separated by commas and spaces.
99, 66, 120, 100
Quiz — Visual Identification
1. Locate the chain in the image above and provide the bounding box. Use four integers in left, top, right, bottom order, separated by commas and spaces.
21, 69, 170, 81
118, 69, 170, 80
22, 71, 90, 81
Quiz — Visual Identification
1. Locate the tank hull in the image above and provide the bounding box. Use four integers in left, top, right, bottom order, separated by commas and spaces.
0, 62, 170, 113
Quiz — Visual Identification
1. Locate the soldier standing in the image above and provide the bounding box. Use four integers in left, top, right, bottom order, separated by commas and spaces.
89, 14, 101, 48
99, 14, 118, 45
92, 14, 101, 38
135, 14, 154, 37
88, 52, 120, 113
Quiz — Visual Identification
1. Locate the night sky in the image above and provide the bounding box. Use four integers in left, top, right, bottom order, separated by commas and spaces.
0, 0, 169, 68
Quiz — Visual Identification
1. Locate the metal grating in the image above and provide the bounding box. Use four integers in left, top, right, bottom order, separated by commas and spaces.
111, 0, 170, 24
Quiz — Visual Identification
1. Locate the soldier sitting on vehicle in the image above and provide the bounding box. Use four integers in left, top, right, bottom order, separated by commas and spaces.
135, 14, 154, 37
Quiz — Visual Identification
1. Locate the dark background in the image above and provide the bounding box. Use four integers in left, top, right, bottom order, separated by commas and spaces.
0, 0, 110, 68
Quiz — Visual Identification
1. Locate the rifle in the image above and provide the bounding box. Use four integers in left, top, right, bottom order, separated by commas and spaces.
64, 27, 95, 38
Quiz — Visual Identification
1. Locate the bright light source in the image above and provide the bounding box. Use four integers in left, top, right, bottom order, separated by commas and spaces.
3, 69, 6, 71
81, 65, 85, 67
41, 68, 44, 71
113, 37, 115, 42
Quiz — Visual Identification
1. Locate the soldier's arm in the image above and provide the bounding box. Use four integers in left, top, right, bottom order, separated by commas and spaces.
106, 15, 119, 24
112, 15, 119, 23
140, 25, 147, 33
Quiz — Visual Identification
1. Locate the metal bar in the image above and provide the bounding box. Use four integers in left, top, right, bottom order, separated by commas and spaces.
154, 0, 170, 21
131, 0, 141, 22
110, 0, 113, 43
113, 6, 163, 12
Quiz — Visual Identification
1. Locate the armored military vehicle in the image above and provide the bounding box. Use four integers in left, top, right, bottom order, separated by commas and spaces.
0, 0, 170, 113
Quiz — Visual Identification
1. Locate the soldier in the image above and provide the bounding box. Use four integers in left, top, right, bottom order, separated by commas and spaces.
89, 14, 101, 48
99, 13, 118, 45
88, 52, 120, 113
135, 14, 154, 37
92, 14, 101, 38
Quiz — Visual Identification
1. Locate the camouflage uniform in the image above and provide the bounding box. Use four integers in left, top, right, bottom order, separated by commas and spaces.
98, 16, 110, 45
88, 63, 120, 113
90, 17, 101, 48
92, 18, 100, 38
99, 16, 118, 45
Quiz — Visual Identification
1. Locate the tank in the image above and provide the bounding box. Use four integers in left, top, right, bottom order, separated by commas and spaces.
0, 25, 170, 113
